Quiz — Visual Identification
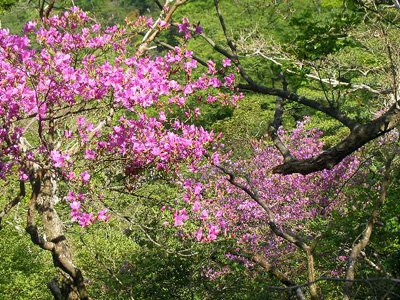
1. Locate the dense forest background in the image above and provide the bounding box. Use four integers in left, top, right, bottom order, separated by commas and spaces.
0, 0, 399, 299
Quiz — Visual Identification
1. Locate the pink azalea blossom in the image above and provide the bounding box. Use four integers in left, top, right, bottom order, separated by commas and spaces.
0, 10, 240, 231
80, 170, 91, 183
78, 213, 94, 227
194, 25, 203, 34
174, 209, 188, 226
70, 201, 81, 210
97, 209, 110, 221
23, 21, 37, 33
84, 149, 96, 160
222, 59, 231, 67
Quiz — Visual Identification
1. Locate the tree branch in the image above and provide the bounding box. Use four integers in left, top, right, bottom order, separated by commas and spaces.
138, 0, 188, 54
237, 35, 392, 95
343, 155, 393, 299
268, 72, 294, 163
215, 163, 319, 299
44, 0, 55, 19
394, 0, 400, 10
189, 6, 400, 176
273, 104, 400, 175
25, 170, 89, 300
238, 83, 358, 130
153, 0, 163, 10
195, 30, 358, 131
360, 251, 393, 277
148, 36, 209, 67
252, 254, 306, 300
196, 30, 234, 59
213, 0, 237, 55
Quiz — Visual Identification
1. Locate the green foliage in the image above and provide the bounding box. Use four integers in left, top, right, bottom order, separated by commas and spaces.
0, 2, 35, 34
0, 202, 54, 299
0, 1, 400, 299
211, 92, 274, 156
286, 7, 361, 60
0, 0, 17, 14
73, 0, 157, 25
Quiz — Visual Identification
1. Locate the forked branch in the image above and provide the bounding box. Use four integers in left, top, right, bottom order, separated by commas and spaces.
138, 0, 188, 54
215, 164, 319, 299
191, 3, 400, 175
252, 254, 306, 300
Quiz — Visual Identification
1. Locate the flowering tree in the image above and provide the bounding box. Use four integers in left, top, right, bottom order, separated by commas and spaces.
160, 0, 400, 176
165, 118, 363, 299
0, 7, 240, 299
1, 2, 399, 299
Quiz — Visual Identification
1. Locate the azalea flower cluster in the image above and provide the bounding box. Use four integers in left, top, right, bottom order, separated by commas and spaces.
176, 17, 203, 39
0, 7, 241, 226
68, 191, 110, 227
169, 118, 363, 271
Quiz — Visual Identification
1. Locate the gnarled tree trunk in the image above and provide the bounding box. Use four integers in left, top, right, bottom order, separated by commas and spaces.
26, 169, 88, 300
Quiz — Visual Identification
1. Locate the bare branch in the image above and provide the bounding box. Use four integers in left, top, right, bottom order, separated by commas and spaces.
252, 254, 306, 300
395, 0, 400, 10
360, 251, 393, 277
194, 29, 359, 132
153, 0, 163, 10
343, 155, 393, 299
268, 72, 294, 163
44, 0, 55, 19
188, 3, 400, 176
239, 83, 358, 130
213, 0, 237, 55
193, 21, 359, 133
196, 31, 233, 59
236, 31, 392, 95
138, 0, 188, 54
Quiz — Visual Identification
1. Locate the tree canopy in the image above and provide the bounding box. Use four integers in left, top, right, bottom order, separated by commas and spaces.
0, 1, 400, 299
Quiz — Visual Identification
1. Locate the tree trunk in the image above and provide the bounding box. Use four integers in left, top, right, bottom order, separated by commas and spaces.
26, 170, 88, 300
306, 249, 318, 300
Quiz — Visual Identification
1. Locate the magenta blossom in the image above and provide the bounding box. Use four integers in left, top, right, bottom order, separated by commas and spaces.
80, 170, 90, 183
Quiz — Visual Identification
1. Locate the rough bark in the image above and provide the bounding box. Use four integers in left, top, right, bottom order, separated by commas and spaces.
306, 249, 318, 300
26, 169, 88, 300
273, 105, 400, 175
